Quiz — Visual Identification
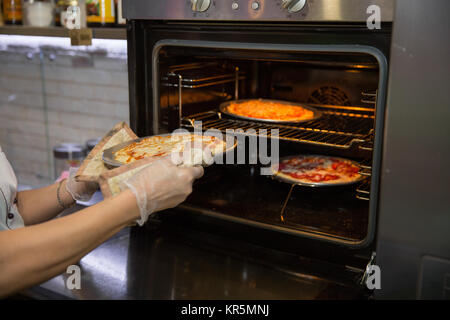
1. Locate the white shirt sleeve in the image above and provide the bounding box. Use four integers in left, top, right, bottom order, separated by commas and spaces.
0, 146, 25, 231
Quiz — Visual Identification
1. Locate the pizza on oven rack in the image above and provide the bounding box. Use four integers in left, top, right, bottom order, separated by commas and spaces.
224, 99, 316, 122
113, 133, 228, 165
271, 155, 363, 186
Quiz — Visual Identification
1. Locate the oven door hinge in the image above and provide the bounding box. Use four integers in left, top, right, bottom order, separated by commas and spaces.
359, 251, 377, 288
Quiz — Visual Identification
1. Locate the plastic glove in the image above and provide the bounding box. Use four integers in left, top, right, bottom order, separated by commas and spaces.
65, 167, 98, 201
121, 158, 204, 226
171, 141, 214, 167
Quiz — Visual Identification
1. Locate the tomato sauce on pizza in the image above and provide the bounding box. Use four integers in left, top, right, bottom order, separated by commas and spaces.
113, 133, 226, 165
273, 155, 362, 185
225, 100, 315, 122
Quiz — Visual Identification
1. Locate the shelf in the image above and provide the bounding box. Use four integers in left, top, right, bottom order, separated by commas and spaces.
182, 105, 374, 150
0, 25, 126, 40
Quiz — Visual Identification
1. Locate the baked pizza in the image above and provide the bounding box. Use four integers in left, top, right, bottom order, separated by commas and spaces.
113, 133, 227, 165
272, 155, 362, 186
223, 99, 316, 122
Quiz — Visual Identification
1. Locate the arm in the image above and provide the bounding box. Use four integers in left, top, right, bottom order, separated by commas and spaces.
17, 167, 98, 226
16, 179, 76, 225
0, 160, 203, 298
0, 189, 139, 298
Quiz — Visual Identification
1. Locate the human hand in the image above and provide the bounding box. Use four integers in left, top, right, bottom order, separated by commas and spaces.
121, 158, 204, 226
65, 167, 98, 202
171, 141, 215, 167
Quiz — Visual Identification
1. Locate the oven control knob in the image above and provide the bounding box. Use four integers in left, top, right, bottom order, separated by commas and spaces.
281, 0, 306, 13
190, 0, 211, 12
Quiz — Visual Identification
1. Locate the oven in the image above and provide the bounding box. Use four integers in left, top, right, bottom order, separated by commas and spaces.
123, 0, 397, 298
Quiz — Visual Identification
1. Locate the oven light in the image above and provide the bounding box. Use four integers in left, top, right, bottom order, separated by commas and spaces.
346, 64, 375, 72
352, 64, 370, 69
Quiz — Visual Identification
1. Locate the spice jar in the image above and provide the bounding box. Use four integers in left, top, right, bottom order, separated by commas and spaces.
86, 138, 101, 153
22, 0, 54, 27
53, 143, 86, 180
59, 0, 86, 29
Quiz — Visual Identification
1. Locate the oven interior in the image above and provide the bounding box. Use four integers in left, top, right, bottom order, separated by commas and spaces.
152, 45, 382, 248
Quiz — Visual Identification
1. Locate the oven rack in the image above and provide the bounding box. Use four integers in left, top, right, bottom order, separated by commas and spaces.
361, 90, 377, 106
181, 105, 375, 150
358, 139, 374, 152
355, 178, 371, 201
163, 62, 245, 127
358, 158, 372, 177
277, 160, 373, 220
161, 63, 245, 89
355, 158, 372, 201
162, 73, 246, 89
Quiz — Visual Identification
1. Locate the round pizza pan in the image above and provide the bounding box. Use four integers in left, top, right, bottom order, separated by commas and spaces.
219, 99, 322, 124
269, 155, 365, 187
102, 132, 238, 168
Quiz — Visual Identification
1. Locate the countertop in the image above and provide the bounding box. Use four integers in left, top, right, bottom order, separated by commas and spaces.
19, 206, 366, 300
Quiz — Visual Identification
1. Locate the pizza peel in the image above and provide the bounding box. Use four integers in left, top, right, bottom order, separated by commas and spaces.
102, 133, 238, 168
219, 99, 322, 124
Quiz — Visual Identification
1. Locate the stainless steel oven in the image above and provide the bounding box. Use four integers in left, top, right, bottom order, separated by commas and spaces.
123, 0, 450, 299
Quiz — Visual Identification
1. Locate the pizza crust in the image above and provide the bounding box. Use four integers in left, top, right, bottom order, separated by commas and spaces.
274, 170, 360, 185
98, 157, 156, 198
75, 121, 138, 182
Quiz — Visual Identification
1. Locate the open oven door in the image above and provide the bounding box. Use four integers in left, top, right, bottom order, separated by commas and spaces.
123, 211, 376, 300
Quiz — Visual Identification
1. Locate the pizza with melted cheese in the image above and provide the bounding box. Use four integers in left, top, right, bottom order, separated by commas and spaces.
272, 155, 362, 185
224, 99, 316, 122
113, 133, 227, 165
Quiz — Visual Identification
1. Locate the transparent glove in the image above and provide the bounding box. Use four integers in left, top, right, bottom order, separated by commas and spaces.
65, 167, 98, 202
121, 158, 204, 226
171, 141, 214, 167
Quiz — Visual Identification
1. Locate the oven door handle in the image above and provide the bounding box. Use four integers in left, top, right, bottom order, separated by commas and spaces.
359, 251, 377, 289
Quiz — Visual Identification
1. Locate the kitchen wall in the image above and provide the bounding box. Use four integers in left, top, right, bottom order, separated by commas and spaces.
0, 36, 130, 187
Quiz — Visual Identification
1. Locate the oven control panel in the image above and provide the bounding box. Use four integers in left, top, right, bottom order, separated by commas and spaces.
190, 0, 211, 12
123, 0, 393, 22
281, 0, 307, 13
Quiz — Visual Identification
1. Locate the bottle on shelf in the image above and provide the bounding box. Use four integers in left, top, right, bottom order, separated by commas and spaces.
0, 2, 3, 25
22, 0, 55, 27
54, 0, 63, 26
59, 0, 87, 29
86, 0, 114, 27
2, 0, 22, 25
115, 0, 125, 27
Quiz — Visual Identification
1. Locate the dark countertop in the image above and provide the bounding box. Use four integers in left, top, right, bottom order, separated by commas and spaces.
19, 205, 367, 300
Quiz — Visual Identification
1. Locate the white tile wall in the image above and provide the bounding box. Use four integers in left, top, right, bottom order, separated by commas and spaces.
0, 40, 130, 187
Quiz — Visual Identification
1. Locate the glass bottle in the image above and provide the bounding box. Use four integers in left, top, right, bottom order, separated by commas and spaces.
115, 0, 125, 27
22, 0, 55, 27
59, 0, 86, 29
2, 0, 22, 25
86, 0, 114, 27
